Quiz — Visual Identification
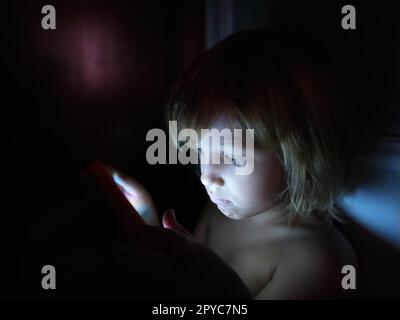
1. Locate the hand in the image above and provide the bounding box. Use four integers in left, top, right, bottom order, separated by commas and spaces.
17, 161, 252, 299
162, 209, 192, 238
107, 166, 160, 227
90, 163, 251, 299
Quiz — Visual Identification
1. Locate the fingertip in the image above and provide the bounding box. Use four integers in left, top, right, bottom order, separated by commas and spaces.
112, 172, 124, 186
162, 209, 174, 228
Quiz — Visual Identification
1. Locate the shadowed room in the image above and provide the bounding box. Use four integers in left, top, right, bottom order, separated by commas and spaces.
4, 0, 400, 299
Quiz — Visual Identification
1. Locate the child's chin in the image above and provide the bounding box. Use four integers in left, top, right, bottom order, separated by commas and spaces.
219, 207, 243, 220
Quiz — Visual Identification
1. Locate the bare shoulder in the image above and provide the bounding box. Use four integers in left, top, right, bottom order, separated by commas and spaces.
278, 221, 356, 263
248, 222, 357, 299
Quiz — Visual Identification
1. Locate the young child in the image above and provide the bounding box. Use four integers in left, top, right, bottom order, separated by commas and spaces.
165, 29, 358, 299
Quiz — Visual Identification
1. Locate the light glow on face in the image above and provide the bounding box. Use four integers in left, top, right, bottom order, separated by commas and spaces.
198, 117, 286, 220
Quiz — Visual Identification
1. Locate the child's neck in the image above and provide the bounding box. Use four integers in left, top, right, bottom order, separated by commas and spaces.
246, 203, 289, 227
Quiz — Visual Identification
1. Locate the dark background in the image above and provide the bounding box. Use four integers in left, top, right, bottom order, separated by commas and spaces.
4, 0, 400, 299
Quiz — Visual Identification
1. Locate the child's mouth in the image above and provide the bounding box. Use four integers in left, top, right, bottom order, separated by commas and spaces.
209, 195, 232, 206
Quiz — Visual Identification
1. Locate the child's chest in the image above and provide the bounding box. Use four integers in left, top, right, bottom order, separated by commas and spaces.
206, 212, 248, 261
205, 210, 277, 296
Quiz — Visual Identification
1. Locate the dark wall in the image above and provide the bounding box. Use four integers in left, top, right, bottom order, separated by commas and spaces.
5, 0, 206, 298
230, 0, 400, 145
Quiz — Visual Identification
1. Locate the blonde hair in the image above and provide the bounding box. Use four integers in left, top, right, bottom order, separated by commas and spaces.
165, 29, 358, 222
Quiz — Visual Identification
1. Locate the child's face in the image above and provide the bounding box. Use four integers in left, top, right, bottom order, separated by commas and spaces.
197, 116, 286, 220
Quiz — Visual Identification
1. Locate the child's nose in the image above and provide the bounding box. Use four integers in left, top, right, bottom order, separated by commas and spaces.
200, 169, 224, 192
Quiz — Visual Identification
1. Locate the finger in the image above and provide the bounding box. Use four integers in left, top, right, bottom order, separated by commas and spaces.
111, 171, 154, 208
162, 209, 192, 238
112, 172, 142, 197
84, 161, 146, 226
110, 171, 160, 226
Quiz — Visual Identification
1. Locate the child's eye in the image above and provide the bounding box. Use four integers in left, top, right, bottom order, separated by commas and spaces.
232, 158, 246, 167
225, 154, 246, 167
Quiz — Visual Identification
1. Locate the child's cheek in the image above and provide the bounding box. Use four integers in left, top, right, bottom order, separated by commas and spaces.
230, 176, 261, 204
